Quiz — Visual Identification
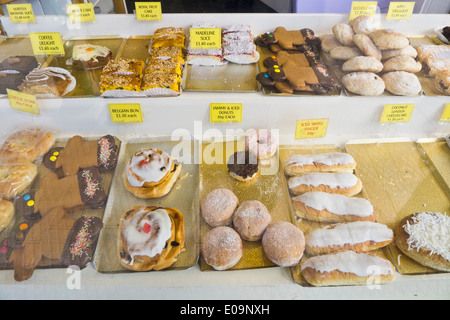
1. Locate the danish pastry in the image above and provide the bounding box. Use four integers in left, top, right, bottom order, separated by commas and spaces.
301, 250, 396, 287
292, 191, 375, 223
395, 212, 450, 272
305, 221, 393, 256
202, 226, 243, 270
288, 172, 362, 197
284, 152, 356, 176
0, 129, 54, 162
124, 148, 182, 198
118, 206, 185, 271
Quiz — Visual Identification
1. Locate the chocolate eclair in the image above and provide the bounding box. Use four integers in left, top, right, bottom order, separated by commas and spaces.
227, 151, 260, 182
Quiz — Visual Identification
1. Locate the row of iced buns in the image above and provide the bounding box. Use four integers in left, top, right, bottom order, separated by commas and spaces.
284, 152, 396, 286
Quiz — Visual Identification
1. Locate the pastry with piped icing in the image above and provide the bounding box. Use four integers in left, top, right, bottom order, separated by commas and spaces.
18, 67, 74, 96
117, 206, 185, 271
72, 43, 112, 70
123, 148, 182, 198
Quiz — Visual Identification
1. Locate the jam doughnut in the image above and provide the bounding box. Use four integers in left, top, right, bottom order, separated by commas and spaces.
244, 129, 277, 160
202, 226, 243, 270
201, 188, 239, 227
262, 221, 305, 267
118, 206, 185, 271
232, 200, 271, 241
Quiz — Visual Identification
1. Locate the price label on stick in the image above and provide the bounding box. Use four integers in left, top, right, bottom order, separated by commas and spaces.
67, 3, 96, 23
108, 103, 143, 123
295, 119, 329, 140
7, 4, 35, 23
387, 2, 415, 20
380, 104, 414, 124
29, 32, 65, 56
135, 2, 162, 21
349, 1, 378, 20
210, 103, 243, 123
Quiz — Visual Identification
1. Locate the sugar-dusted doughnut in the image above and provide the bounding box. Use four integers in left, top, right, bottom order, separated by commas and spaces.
284, 152, 356, 176
244, 129, 277, 160
288, 172, 362, 197
201, 188, 239, 227
305, 221, 393, 256
124, 148, 181, 198
395, 212, 450, 272
202, 226, 243, 270
262, 221, 305, 267
301, 250, 396, 287
0, 129, 54, 162
232, 200, 271, 241
0, 159, 37, 199
227, 150, 260, 182
0, 199, 14, 233
117, 206, 185, 271
292, 191, 375, 223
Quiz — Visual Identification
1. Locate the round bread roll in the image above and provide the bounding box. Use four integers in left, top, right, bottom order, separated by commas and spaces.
202, 226, 243, 270
352, 34, 382, 61
0, 199, 14, 233
332, 23, 355, 47
232, 200, 271, 241
349, 15, 382, 35
342, 56, 383, 73
369, 29, 410, 50
330, 46, 362, 60
383, 56, 422, 73
262, 221, 305, 267
382, 71, 422, 96
342, 72, 385, 96
201, 188, 239, 227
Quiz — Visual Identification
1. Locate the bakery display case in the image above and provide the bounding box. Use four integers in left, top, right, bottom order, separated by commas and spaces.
0, 11, 449, 300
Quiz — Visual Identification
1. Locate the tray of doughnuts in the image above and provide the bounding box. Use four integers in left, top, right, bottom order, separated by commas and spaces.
93, 137, 200, 273
278, 144, 396, 287
0, 129, 120, 282
199, 132, 304, 271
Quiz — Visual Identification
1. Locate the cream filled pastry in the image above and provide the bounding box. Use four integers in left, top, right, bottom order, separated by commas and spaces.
124, 148, 182, 199
118, 206, 185, 271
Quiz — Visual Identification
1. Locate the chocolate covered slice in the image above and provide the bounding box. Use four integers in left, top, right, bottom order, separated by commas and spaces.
227, 151, 259, 180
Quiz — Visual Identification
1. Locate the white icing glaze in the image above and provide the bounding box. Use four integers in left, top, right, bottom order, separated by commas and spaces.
306, 221, 392, 248
293, 191, 373, 217
301, 250, 394, 276
403, 212, 450, 261
72, 44, 110, 62
25, 68, 67, 82
126, 148, 173, 187
288, 172, 358, 190
121, 208, 172, 262
285, 152, 355, 167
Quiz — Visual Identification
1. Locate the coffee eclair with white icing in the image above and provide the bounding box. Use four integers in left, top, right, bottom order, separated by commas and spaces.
288, 172, 362, 197
305, 221, 393, 256
285, 152, 356, 176
123, 148, 182, 198
292, 191, 375, 223
301, 250, 396, 287
117, 206, 185, 271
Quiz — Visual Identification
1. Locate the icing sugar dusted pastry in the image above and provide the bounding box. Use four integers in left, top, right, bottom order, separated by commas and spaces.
301, 250, 396, 287
349, 15, 382, 35
118, 206, 185, 271
381, 46, 417, 61
72, 44, 112, 69
0, 159, 37, 200
342, 56, 383, 73
244, 129, 277, 160
288, 172, 362, 197
227, 150, 259, 182
320, 34, 341, 53
292, 191, 375, 223
342, 72, 385, 96
124, 148, 181, 198
201, 188, 239, 227
395, 212, 450, 272
368, 29, 409, 50
222, 24, 258, 64
383, 56, 422, 73
382, 71, 422, 96
52, 135, 118, 176
330, 46, 362, 61
202, 226, 243, 270
187, 23, 223, 66
0, 129, 54, 162
262, 221, 305, 267
232, 200, 271, 241
332, 23, 355, 47
352, 34, 382, 61
305, 221, 393, 256
284, 152, 356, 176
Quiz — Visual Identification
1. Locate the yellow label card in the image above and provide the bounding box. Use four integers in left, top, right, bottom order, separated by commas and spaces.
350, 1, 378, 20
380, 104, 414, 123
440, 103, 450, 123
135, 2, 162, 21
210, 103, 243, 123
67, 3, 96, 23
295, 119, 329, 139
29, 32, 65, 56
109, 103, 143, 123
387, 2, 415, 20
190, 28, 222, 50
7, 89, 39, 115
7, 4, 35, 23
